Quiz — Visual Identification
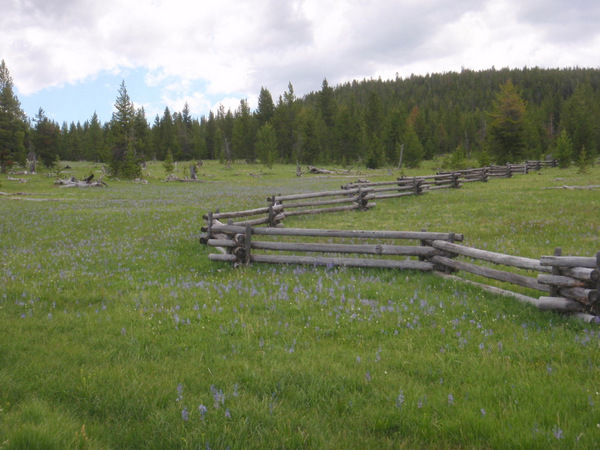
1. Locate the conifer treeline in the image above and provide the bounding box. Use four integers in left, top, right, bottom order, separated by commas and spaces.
2, 63, 600, 175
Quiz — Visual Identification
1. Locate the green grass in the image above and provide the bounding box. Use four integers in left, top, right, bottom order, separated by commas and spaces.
1, 161, 599, 448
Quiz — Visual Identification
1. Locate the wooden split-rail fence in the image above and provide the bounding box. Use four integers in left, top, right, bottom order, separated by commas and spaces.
201, 160, 558, 229
201, 223, 599, 322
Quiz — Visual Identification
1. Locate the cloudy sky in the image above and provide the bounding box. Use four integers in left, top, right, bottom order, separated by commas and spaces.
2, 0, 599, 124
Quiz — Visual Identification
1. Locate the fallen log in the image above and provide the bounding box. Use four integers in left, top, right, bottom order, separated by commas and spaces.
307, 166, 336, 174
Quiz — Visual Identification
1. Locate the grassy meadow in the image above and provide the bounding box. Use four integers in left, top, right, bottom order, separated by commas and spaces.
1, 160, 600, 449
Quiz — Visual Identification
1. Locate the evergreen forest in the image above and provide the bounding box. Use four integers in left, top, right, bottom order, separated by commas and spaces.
2, 61, 600, 177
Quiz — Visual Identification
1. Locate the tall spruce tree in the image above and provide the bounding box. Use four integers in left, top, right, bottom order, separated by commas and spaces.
109, 81, 140, 178
33, 108, 60, 168
0, 60, 26, 172
255, 87, 275, 127
486, 80, 527, 163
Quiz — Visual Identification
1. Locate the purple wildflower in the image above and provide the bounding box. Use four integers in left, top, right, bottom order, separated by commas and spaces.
181, 407, 189, 421
448, 394, 454, 405
198, 404, 207, 419
365, 371, 372, 382
552, 425, 564, 439
396, 390, 405, 409
225, 408, 231, 418
176, 383, 184, 402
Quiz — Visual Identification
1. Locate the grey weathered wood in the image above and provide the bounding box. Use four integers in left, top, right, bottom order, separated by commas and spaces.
430, 240, 551, 273
430, 255, 550, 292
208, 253, 237, 262
365, 191, 417, 200
558, 287, 599, 304
537, 274, 586, 288
282, 204, 360, 216
537, 297, 585, 311
244, 224, 252, 265
540, 256, 597, 268
207, 239, 236, 247
434, 272, 539, 305
233, 213, 285, 226
283, 196, 359, 208
250, 254, 434, 270
270, 188, 370, 202
205, 204, 284, 220
211, 225, 464, 242
568, 313, 600, 324
249, 241, 436, 256
560, 267, 599, 282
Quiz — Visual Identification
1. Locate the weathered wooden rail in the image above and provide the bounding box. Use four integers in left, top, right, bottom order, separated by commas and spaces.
202, 160, 557, 230
201, 224, 599, 322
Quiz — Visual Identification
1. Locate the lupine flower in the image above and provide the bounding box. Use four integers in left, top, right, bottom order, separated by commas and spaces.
395, 390, 405, 409
480, 408, 486, 416
448, 394, 454, 405
176, 383, 183, 402
225, 408, 231, 418
181, 408, 189, 421
552, 425, 564, 439
365, 371, 372, 382
198, 404, 207, 419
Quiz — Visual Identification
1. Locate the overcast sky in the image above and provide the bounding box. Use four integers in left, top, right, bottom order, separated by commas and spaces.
2, 0, 600, 124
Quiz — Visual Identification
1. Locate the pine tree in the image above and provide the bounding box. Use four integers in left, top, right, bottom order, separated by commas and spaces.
33, 108, 61, 168
555, 129, 573, 168
109, 81, 139, 177
232, 99, 256, 162
255, 122, 277, 169
163, 149, 174, 175
486, 80, 527, 164
255, 87, 275, 127
0, 60, 26, 173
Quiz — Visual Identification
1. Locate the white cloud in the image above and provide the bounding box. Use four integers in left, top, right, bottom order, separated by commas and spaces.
2, 0, 600, 122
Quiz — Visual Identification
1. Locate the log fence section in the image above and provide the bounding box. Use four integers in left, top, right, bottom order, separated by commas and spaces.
201, 160, 556, 232
202, 225, 599, 319
206, 225, 463, 271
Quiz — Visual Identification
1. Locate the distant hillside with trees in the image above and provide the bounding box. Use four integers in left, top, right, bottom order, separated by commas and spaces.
1, 61, 599, 176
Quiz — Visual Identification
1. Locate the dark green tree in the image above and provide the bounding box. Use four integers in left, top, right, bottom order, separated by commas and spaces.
560, 83, 599, 159
109, 81, 140, 178
0, 60, 26, 172
32, 108, 61, 168
84, 112, 107, 162
255, 122, 278, 169
255, 87, 275, 127
272, 83, 300, 163
486, 80, 527, 163
555, 129, 573, 168
232, 99, 256, 162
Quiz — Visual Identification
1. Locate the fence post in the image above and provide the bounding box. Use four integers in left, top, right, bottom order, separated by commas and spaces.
549, 247, 562, 297
244, 224, 252, 265
207, 211, 213, 240
451, 173, 460, 189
